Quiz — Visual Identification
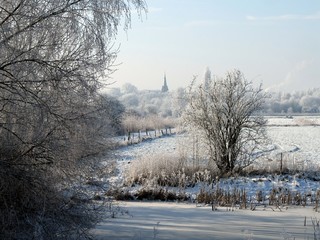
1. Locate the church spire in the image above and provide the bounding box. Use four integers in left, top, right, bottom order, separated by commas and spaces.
161, 73, 169, 92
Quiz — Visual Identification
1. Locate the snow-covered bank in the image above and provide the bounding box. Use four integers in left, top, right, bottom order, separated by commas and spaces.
94, 201, 319, 240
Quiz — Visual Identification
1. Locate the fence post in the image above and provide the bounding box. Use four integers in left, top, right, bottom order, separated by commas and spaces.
280, 152, 283, 174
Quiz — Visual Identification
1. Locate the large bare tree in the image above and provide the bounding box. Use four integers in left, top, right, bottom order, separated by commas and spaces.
184, 70, 267, 176
0, 0, 145, 239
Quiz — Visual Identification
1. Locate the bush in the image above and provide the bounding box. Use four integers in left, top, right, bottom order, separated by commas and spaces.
105, 187, 189, 202
0, 163, 107, 239
135, 188, 188, 201
124, 153, 217, 188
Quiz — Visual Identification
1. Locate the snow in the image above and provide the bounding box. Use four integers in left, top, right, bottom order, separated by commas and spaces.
94, 201, 319, 240
107, 134, 181, 187
265, 126, 320, 168
94, 117, 320, 239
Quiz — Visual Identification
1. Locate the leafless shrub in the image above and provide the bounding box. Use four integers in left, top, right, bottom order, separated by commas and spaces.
0, 161, 109, 239
124, 153, 216, 188
184, 70, 268, 176
106, 189, 135, 201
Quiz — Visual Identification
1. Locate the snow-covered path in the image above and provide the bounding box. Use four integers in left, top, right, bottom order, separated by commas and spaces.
94, 201, 318, 240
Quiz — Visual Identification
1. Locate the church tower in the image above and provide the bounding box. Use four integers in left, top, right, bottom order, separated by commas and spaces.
161, 73, 169, 92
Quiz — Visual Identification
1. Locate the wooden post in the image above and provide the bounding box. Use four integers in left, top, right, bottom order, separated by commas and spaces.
127, 131, 131, 141
280, 153, 283, 174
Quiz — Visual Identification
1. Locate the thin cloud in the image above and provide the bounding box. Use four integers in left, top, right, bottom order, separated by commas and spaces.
246, 12, 320, 21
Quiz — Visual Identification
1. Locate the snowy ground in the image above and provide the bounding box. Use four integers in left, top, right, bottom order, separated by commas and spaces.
94, 202, 319, 240
93, 116, 320, 239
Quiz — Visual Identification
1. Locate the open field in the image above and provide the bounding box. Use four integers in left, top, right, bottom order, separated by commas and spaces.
108, 118, 320, 192
95, 116, 320, 239
254, 124, 320, 173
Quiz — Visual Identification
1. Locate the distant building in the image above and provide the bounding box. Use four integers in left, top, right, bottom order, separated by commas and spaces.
161, 73, 169, 92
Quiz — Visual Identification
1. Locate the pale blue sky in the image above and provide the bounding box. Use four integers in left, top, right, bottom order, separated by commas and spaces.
109, 0, 320, 92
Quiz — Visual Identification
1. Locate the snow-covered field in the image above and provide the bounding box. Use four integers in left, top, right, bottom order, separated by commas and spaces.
264, 125, 320, 170
267, 115, 320, 127
93, 116, 320, 239
112, 116, 320, 167
95, 202, 318, 240
108, 121, 320, 193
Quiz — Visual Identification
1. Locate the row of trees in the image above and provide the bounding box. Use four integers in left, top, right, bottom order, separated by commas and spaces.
107, 83, 187, 118
109, 79, 320, 118
266, 89, 320, 114
0, 0, 145, 239
122, 114, 176, 140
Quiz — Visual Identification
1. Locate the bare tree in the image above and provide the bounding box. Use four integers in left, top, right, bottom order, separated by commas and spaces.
0, 0, 145, 239
184, 70, 267, 176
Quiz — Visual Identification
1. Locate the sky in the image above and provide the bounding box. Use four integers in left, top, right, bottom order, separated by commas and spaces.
107, 0, 320, 92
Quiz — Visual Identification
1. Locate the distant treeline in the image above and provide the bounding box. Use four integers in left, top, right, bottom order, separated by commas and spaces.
265, 88, 320, 114
106, 83, 320, 117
